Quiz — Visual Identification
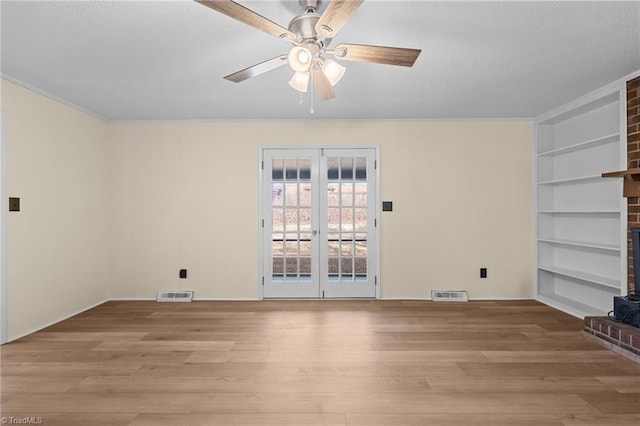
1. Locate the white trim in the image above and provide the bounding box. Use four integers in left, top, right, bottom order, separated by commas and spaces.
261, 148, 322, 298
258, 145, 381, 299
534, 295, 589, 319
0, 112, 6, 344
375, 145, 381, 299
1, 74, 108, 122
6, 64, 636, 125
621, 69, 640, 85
5, 299, 108, 343
257, 146, 267, 300
619, 86, 629, 295
108, 298, 158, 301
114, 297, 537, 302
532, 120, 540, 306
108, 118, 535, 124
0, 76, 537, 124
463, 297, 536, 301
535, 70, 639, 123
320, 148, 377, 298
192, 298, 261, 301
5, 296, 544, 341
109, 297, 261, 302
382, 297, 536, 301
260, 144, 382, 150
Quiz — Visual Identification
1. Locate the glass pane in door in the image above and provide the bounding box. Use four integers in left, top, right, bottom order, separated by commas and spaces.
263, 148, 375, 299
271, 156, 313, 281
327, 155, 368, 282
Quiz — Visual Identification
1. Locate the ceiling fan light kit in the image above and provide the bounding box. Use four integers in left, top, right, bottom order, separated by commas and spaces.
195, 0, 421, 109
321, 59, 346, 86
289, 71, 310, 93
288, 46, 313, 73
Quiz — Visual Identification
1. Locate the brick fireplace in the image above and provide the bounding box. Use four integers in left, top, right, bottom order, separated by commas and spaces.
627, 76, 640, 293
584, 76, 640, 363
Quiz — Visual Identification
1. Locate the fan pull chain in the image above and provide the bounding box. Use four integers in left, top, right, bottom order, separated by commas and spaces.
299, 92, 304, 106
310, 74, 315, 114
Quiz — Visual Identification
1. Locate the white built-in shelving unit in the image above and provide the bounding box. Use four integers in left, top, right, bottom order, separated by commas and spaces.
535, 85, 627, 318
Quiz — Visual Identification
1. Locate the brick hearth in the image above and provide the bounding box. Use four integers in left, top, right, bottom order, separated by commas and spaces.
584, 316, 640, 363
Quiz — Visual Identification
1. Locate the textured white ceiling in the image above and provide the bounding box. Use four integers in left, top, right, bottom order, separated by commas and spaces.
1, 0, 639, 121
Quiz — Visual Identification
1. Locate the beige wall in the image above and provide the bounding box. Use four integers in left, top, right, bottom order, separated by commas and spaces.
2, 80, 110, 340
108, 120, 534, 300
2, 79, 533, 339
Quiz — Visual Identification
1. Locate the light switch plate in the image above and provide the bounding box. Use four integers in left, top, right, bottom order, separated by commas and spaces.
9, 197, 20, 212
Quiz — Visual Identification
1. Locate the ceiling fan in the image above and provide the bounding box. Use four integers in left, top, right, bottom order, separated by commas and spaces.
195, 0, 422, 103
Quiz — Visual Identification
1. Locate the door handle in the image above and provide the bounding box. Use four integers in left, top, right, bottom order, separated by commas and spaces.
312, 230, 318, 236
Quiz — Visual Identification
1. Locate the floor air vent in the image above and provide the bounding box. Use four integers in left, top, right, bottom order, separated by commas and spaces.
156, 290, 194, 302
431, 290, 468, 302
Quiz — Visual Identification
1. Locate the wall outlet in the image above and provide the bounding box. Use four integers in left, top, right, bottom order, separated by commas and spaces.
179, 269, 187, 279
480, 268, 487, 278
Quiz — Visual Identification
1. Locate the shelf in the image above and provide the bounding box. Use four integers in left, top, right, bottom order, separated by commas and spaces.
537, 133, 619, 157
535, 84, 624, 320
537, 91, 619, 125
601, 167, 640, 178
535, 294, 608, 318
537, 238, 620, 252
602, 167, 640, 197
537, 175, 603, 185
538, 265, 620, 290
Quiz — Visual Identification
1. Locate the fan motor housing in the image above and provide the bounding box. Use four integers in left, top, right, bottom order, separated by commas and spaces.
299, 0, 321, 10
289, 13, 320, 41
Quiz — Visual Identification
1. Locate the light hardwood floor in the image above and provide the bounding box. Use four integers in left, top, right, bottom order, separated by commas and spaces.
1, 300, 640, 425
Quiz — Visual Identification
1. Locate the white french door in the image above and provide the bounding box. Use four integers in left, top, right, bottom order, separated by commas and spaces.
262, 149, 320, 298
261, 148, 378, 298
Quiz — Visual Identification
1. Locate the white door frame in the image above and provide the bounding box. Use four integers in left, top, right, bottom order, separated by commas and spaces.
261, 148, 321, 298
258, 145, 381, 299
1, 112, 7, 343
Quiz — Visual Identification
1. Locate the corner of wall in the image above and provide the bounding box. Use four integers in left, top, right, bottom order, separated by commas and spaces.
2, 79, 112, 340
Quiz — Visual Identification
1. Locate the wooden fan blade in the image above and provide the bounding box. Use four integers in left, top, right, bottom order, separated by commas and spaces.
315, 0, 364, 38
195, 0, 295, 41
312, 66, 336, 102
334, 43, 421, 67
224, 55, 288, 83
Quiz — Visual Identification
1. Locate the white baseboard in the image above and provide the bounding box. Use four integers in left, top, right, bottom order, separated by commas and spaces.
108, 297, 155, 301
108, 297, 261, 301
193, 298, 261, 301
6, 298, 109, 343
3, 296, 536, 343
382, 297, 534, 301
381, 297, 430, 300
467, 297, 535, 301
